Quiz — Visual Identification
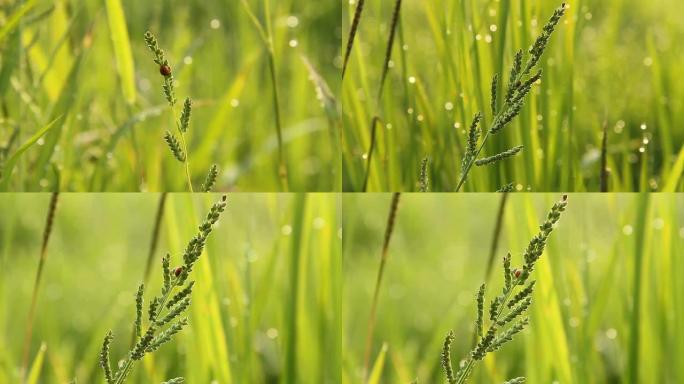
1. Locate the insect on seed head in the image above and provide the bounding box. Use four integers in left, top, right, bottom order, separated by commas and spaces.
160, 64, 172, 77
174, 267, 183, 277
513, 269, 522, 278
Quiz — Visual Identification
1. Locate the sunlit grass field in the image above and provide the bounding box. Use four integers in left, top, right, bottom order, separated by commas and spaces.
343, 194, 684, 383
0, 0, 340, 191
0, 193, 341, 383
342, 0, 684, 192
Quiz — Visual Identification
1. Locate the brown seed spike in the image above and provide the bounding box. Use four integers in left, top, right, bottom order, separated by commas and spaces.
160, 64, 172, 77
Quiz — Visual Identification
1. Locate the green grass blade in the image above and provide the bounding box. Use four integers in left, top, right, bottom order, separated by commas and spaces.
105, 0, 136, 105
0, 116, 61, 190
26, 342, 46, 384
0, 0, 38, 42
367, 343, 388, 384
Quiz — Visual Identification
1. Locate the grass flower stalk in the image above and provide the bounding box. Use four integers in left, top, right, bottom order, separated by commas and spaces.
455, 4, 566, 191
100, 195, 228, 383
442, 195, 568, 383
21, 192, 59, 382
363, 192, 401, 381
240, 0, 289, 191
144, 31, 219, 192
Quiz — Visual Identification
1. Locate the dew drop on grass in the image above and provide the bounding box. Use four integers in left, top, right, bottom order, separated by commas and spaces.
407, 108, 414, 115
37, 138, 44, 146
417, 114, 424, 122
210, 19, 220, 29
183, 56, 193, 65
475, 34, 482, 41
388, 60, 395, 68
643, 57, 653, 66
361, 153, 368, 160
402, 44, 409, 50
286, 16, 299, 28
489, 24, 497, 32
267, 328, 279, 339
230, 98, 240, 107
281, 225, 292, 236
569, 317, 580, 327
408, 76, 416, 84
640, 123, 648, 130
386, 123, 392, 130
288, 39, 298, 48
313, 217, 325, 229
606, 328, 618, 339
454, 122, 461, 129
444, 102, 453, 111
653, 218, 664, 230
622, 225, 633, 235
485, 34, 492, 43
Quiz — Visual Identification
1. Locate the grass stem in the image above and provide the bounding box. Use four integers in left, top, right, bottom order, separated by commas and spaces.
363, 193, 400, 382
21, 192, 59, 383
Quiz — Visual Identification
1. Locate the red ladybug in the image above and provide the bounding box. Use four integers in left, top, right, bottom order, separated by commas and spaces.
513, 269, 522, 278
160, 64, 172, 77
174, 267, 183, 277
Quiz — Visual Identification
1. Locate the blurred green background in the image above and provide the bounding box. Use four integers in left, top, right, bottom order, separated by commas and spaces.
343, 193, 684, 383
0, 0, 341, 191
343, 0, 684, 191
0, 193, 341, 383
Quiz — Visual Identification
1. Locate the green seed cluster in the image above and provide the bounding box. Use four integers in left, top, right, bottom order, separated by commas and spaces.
496, 183, 515, 193
442, 195, 568, 383
99, 196, 228, 384
474, 145, 523, 166
201, 164, 219, 192
456, 3, 566, 191
418, 156, 429, 192
144, 31, 220, 192
179, 98, 192, 133
163, 130, 185, 162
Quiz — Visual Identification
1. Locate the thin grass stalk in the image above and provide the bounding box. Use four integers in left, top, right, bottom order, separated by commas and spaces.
628, 193, 650, 383
143, 193, 167, 284
342, 0, 365, 79
239, 0, 288, 191
471, 193, 508, 347
362, 116, 381, 192
600, 119, 609, 192
21, 192, 59, 382
362, 193, 400, 382
130, 192, 168, 347
360, 0, 402, 191
376, 0, 402, 103
484, 193, 509, 282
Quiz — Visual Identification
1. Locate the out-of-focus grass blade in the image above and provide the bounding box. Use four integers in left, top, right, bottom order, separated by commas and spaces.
0, 0, 38, 42
0, 116, 61, 190
105, 0, 136, 105
367, 343, 388, 384
662, 145, 684, 192
0, 30, 21, 96
26, 342, 46, 384
32, 52, 85, 183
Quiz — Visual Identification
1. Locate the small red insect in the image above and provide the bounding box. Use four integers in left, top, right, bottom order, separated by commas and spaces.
174, 267, 183, 277
514, 269, 522, 278
160, 64, 172, 77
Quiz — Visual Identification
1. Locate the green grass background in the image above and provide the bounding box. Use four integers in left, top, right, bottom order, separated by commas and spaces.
342, 0, 684, 191
0, 0, 340, 192
343, 193, 684, 383
0, 193, 341, 383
